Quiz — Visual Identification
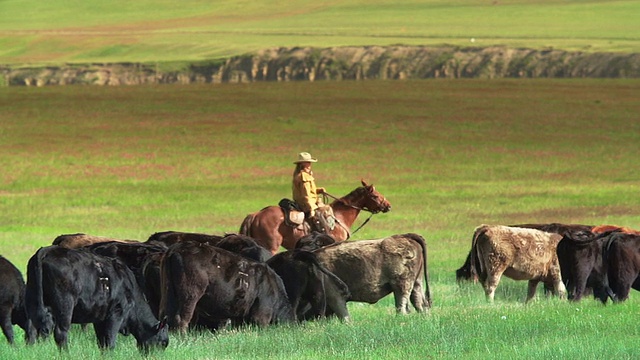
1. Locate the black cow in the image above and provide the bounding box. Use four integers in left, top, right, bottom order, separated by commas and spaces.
86, 241, 168, 270
215, 234, 272, 262
25, 246, 168, 352
557, 230, 640, 303
140, 252, 166, 318
160, 241, 294, 333
602, 232, 640, 301
0, 256, 36, 345
147, 230, 223, 247
86, 241, 169, 318
556, 230, 614, 303
147, 231, 271, 262
266, 250, 350, 321
511, 223, 594, 237
141, 233, 272, 320
295, 231, 337, 251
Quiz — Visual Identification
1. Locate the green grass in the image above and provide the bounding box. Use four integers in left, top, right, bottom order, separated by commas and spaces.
1, 79, 640, 358
1, 0, 639, 65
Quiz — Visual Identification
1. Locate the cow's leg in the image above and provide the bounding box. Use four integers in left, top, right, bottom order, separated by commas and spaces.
570, 272, 590, 302
50, 292, 74, 350
610, 276, 633, 302
526, 280, 539, 303
608, 260, 637, 303
391, 280, 413, 314
483, 271, 503, 302
303, 276, 326, 321
174, 295, 200, 333
552, 277, 567, 299
248, 302, 274, 327
19, 317, 36, 345
168, 277, 206, 333
326, 296, 349, 322
0, 307, 15, 345
93, 318, 123, 350
410, 280, 428, 313
53, 321, 71, 350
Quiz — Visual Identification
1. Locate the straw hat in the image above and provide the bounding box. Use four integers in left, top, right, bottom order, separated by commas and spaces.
293, 152, 318, 163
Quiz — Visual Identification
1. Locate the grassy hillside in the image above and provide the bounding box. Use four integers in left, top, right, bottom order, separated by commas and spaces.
2, 79, 639, 269
1, 0, 639, 65
1, 79, 640, 358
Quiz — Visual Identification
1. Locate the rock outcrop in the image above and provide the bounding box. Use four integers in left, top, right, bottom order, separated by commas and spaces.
2, 46, 638, 86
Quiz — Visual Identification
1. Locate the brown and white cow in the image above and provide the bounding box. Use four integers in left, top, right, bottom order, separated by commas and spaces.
456, 223, 593, 284
53, 233, 139, 249
313, 233, 431, 314
468, 225, 566, 302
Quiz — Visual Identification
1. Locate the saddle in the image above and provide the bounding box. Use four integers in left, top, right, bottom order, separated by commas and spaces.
278, 199, 305, 226
278, 199, 335, 233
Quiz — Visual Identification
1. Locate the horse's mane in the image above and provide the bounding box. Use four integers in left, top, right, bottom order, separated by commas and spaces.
333, 186, 366, 207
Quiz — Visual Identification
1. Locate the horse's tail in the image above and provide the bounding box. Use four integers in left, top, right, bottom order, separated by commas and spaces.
239, 213, 255, 237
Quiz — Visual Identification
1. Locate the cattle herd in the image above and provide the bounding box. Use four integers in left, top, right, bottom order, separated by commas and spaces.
455, 223, 640, 303
1, 222, 639, 352
0, 230, 430, 352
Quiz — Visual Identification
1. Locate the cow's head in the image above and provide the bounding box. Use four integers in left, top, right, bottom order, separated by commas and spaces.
137, 317, 169, 354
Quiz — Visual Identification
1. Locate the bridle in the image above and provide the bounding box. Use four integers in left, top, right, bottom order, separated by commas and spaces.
322, 189, 387, 214
322, 189, 387, 237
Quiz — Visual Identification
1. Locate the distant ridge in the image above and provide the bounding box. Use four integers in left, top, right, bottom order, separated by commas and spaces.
2, 46, 639, 86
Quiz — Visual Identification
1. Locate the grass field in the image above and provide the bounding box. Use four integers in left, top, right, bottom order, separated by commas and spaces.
1, 0, 639, 65
1, 79, 640, 358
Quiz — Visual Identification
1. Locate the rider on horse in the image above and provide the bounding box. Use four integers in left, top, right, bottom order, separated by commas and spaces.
292, 152, 329, 232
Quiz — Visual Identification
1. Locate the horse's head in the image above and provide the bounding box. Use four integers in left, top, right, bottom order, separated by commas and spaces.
358, 179, 391, 214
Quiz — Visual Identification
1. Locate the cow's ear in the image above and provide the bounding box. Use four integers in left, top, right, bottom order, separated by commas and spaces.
157, 317, 168, 331
361, 179, 369, 187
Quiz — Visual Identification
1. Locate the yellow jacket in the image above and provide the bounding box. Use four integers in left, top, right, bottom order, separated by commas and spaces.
292, 169, 321, 214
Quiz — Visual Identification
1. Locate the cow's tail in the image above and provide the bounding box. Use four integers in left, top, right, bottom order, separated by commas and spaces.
159, 250, 184, 330
601, 234, 619, 302
469, 225, 486, 282
402, 233, 432, 308
25, 247, 53, 338
239, 213, 254, 237
292, 250, 351, 300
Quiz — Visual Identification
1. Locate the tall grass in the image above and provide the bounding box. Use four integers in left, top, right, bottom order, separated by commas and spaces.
1, 1, 639, 65
1, 79, 639, 358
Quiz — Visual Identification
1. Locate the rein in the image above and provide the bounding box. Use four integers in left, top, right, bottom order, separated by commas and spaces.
350, 212, 374, 236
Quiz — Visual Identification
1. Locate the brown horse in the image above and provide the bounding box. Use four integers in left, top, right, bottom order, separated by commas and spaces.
239, 180, 391, 254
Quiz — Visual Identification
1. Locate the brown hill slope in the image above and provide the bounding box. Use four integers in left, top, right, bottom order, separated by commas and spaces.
2, 46, 639, 86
